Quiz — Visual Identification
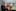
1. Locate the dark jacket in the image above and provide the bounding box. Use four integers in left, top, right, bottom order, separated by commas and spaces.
1, 5, 5, 11
1, 5, 8, 11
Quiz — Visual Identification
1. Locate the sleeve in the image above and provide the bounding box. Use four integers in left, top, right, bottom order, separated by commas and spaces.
1, 5, 5, 11
1, 5, 3, 9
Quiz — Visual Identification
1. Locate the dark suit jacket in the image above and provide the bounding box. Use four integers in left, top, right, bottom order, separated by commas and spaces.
1, 5, 5, 11
1, 5, 8, 11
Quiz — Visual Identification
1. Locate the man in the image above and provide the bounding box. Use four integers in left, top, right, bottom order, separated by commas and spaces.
5, 3, 12, 11
1, 2, 12, 11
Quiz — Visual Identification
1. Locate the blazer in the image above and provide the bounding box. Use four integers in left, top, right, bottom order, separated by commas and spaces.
1, 5, 8, 11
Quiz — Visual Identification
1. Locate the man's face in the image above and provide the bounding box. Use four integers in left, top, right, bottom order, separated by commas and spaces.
5, 3, 13, 7
5, 3, 13, 10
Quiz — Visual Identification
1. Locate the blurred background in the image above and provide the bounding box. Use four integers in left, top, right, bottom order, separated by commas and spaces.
0, 0, 16, 11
